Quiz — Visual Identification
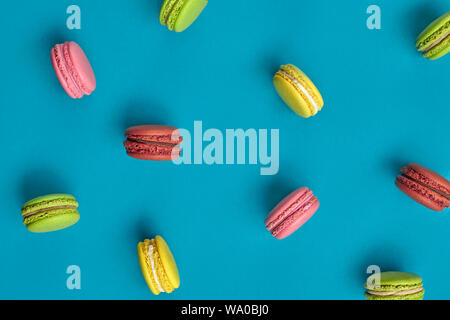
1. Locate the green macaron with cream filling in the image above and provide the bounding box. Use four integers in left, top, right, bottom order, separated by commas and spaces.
416, 12, 450, 60
21, 194, 80, 233
364, 271, 424, 300
159, 0, 208, 32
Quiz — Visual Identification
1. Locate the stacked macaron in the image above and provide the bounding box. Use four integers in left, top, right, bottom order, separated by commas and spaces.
123, 125, 183, 161
51, 41, 96, 98
137, 236, 180, 295
21, 194, 80, 233
265, 187, 319, 240
159, 0, 208, 32
364, 272, 425, 300
396, 163, 450, 211
416, 12, 450, 60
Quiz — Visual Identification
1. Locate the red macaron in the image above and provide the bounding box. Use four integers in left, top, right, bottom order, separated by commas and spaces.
123, 125, 183, 161
395, 163, 450, 211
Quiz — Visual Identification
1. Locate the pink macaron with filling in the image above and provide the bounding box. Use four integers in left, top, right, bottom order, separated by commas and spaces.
265, 187, 319, 239
124, 125, 183, 161
395, 163, 450, 211
51, 41, 96, 99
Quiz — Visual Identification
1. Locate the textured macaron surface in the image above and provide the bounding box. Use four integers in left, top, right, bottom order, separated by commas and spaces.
396, 163, 450, 211
364, 271, 424, 300
137, 236, 180, 295
51, 42, 96, 98
21, 194, 79, 233
159, 0, 208, 32
124, 125, 183, 160
416, 12, 450, 60
265, 187, 319, 239
273, 64, 323, 118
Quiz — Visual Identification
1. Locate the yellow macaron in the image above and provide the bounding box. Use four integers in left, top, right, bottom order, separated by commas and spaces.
137, 236, 180, 295
273, 64, 324, 118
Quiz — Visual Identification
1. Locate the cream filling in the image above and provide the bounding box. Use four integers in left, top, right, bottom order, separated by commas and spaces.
366, 286, 423, 296
280, 70, 319, 115
148, 244, 165, 293
424, 30, 450, 52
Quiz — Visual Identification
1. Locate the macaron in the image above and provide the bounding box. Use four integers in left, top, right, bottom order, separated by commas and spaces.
159, 0, 208, 32
364, 271, 424, 300
273, 64, 324, 118
123, 125, 183, 161
51, 41, 96, 98
395, 163, 450, 211
416, 12, 450, 60
137, 236, 180, 295
21, 194, 80, 233
265, 187, 319, 239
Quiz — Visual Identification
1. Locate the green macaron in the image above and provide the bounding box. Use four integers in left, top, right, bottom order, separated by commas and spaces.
416, 12, 450, 60
364, 271, 424, 300
159, 0, 208, 32
21, 194, 80, 233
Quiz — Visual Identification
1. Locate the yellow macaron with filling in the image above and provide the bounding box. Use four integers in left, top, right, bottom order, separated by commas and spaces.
137, 236, 180, 295
273, 64, 324, 118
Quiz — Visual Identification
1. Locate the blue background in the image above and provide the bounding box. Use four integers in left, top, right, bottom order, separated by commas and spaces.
0, 0, 449, 299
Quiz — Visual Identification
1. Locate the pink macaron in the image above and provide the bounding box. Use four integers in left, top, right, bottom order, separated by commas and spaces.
396, 163, 450, 211
51, 41, 96, 99
124, 125, 183, 161
265, 187, 319, 239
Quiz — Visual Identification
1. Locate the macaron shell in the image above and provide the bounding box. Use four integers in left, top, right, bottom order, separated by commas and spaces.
22, 193, 76, 209
365, 271, 423, 290
66, 42, 96, 94
155, 236, 180, 290
416, 12, 450, 51
365, 289, 424, 300
137, 240, 160, 295
173, 0, 208, 32
125, 125, 182, 143
273, 75, 313, 117
25, 209, 80, 233
124, 141, 182, 161
159, 0, 179, 25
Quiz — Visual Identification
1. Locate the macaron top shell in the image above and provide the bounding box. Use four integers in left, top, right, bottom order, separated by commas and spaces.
22, 194, 78, 215
125, 125, 182, 144
174, 0, 208, 32
155, 236, 180, 290
365, 271, 423, 291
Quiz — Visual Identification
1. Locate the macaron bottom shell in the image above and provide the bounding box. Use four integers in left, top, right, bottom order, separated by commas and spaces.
364, 289, 424, 300
25, 210, 80, 233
